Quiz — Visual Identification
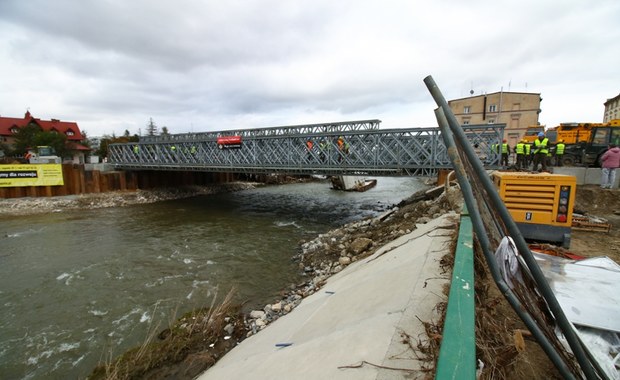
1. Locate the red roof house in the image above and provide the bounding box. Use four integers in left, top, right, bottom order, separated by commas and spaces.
0, 111, 90, 162
0, 111, 84, 144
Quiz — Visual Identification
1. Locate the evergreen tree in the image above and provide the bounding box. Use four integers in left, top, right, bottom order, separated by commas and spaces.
146, 118, 158, 136
13, 123, 68, 158
80, 130, 92, 149
12, 123, 42, 154
34, 131, 68, 158
96, 135, 113, 159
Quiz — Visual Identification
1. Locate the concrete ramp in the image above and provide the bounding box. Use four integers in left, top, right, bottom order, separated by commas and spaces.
198, 213, 456, 380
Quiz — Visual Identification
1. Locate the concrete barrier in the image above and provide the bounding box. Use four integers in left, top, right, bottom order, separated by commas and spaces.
585, 168, 620, 188
550, 167, 619, 188
84, 163, 115, 172
553, 167, 586, 185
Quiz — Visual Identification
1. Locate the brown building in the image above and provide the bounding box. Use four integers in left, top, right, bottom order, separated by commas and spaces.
448, 91, 542, 147
603, 93, 620, 122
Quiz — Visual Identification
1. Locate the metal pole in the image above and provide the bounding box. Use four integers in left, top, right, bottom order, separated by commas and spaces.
434, 108, 576, 379
425, 75, 600, 380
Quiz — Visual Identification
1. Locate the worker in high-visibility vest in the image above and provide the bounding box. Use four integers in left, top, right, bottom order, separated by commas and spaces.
306, 139, 314, 161
336, 136, 349, 162
533, 132, 549, 171
319, 139, 328, 162
501, 139, 509, 167
491, 144, 502, 165
515, 139, 526, 169
524, 141, 532, 168
555, 140, 566, 166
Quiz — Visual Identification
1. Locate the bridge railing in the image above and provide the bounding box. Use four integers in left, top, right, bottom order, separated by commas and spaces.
139, 119, 382, 142
108, 123, 504, 176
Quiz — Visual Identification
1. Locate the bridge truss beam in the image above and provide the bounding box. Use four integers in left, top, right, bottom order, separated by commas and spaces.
108, 122, 504, 177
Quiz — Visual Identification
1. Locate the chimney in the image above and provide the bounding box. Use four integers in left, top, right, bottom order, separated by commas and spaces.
25, 110, 31, 119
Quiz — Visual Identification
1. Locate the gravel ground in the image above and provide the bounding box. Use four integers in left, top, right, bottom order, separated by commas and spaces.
0, 183, 259, 217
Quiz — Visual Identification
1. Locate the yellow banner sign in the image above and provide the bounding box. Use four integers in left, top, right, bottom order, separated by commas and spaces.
0, 164, 64, 187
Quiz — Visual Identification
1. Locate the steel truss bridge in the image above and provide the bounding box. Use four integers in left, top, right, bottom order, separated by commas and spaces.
108, 119, 505, 177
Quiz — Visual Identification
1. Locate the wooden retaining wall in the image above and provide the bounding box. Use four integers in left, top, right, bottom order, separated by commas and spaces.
0, 164, 242, 199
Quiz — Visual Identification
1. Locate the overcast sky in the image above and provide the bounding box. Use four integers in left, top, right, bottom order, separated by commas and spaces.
1, 0, 618, 138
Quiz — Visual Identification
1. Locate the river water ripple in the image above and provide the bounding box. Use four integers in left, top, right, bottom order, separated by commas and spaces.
0, 177, 426, 379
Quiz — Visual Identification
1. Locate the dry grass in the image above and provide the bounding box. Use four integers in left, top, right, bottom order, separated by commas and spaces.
88, 288, 245, 380
407, 219, 459, 378
409, 212, 561, 379
472, 238, 561, 380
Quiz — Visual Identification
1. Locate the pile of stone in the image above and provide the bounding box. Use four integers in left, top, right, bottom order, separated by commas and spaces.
0, 182, 259, 216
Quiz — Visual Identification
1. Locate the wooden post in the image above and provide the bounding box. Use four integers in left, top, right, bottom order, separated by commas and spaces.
93, 170, 101, 193
78, 164, 86, 194
119, 171, 127, 190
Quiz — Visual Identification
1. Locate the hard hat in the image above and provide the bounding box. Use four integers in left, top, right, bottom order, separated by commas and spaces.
559, 139, 564, 143
537, 132, 544, 137
502, 139, 507, 142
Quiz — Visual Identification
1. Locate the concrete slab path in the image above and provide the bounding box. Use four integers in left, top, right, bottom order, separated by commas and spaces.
198, 212, 457, 380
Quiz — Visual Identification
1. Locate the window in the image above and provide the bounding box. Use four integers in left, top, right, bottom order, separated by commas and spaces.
463, 106, 471, 114
66, 130, 75, 136
488, 119, 495, 124
489, 104, 497, 112
612, 129, 620, 146
593, 129, 609, 145
10, 127, 18, 134
462, 119, 470, 125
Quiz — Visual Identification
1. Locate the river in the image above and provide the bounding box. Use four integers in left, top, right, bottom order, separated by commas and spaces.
0, 177, 428, 379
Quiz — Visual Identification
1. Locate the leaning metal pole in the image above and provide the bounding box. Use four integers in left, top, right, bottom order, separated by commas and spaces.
425, 75, 601, 380
433, 107, 575, 379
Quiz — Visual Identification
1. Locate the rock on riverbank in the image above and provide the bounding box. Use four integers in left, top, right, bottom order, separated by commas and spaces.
88, 184, 464, 380
242, 185, 463, 337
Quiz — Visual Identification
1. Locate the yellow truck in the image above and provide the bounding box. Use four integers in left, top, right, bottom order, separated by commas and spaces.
492, 171, 576, 248
522, 120, 620, 166
522, 125, 545, 143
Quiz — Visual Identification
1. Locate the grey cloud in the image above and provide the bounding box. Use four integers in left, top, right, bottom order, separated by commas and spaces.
1, 0, 619, 137
0, 0, 331, 72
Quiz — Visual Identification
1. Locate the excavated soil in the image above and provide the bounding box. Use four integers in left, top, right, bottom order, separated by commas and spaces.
474, 185, 620, 379
571, 185, 620, 263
